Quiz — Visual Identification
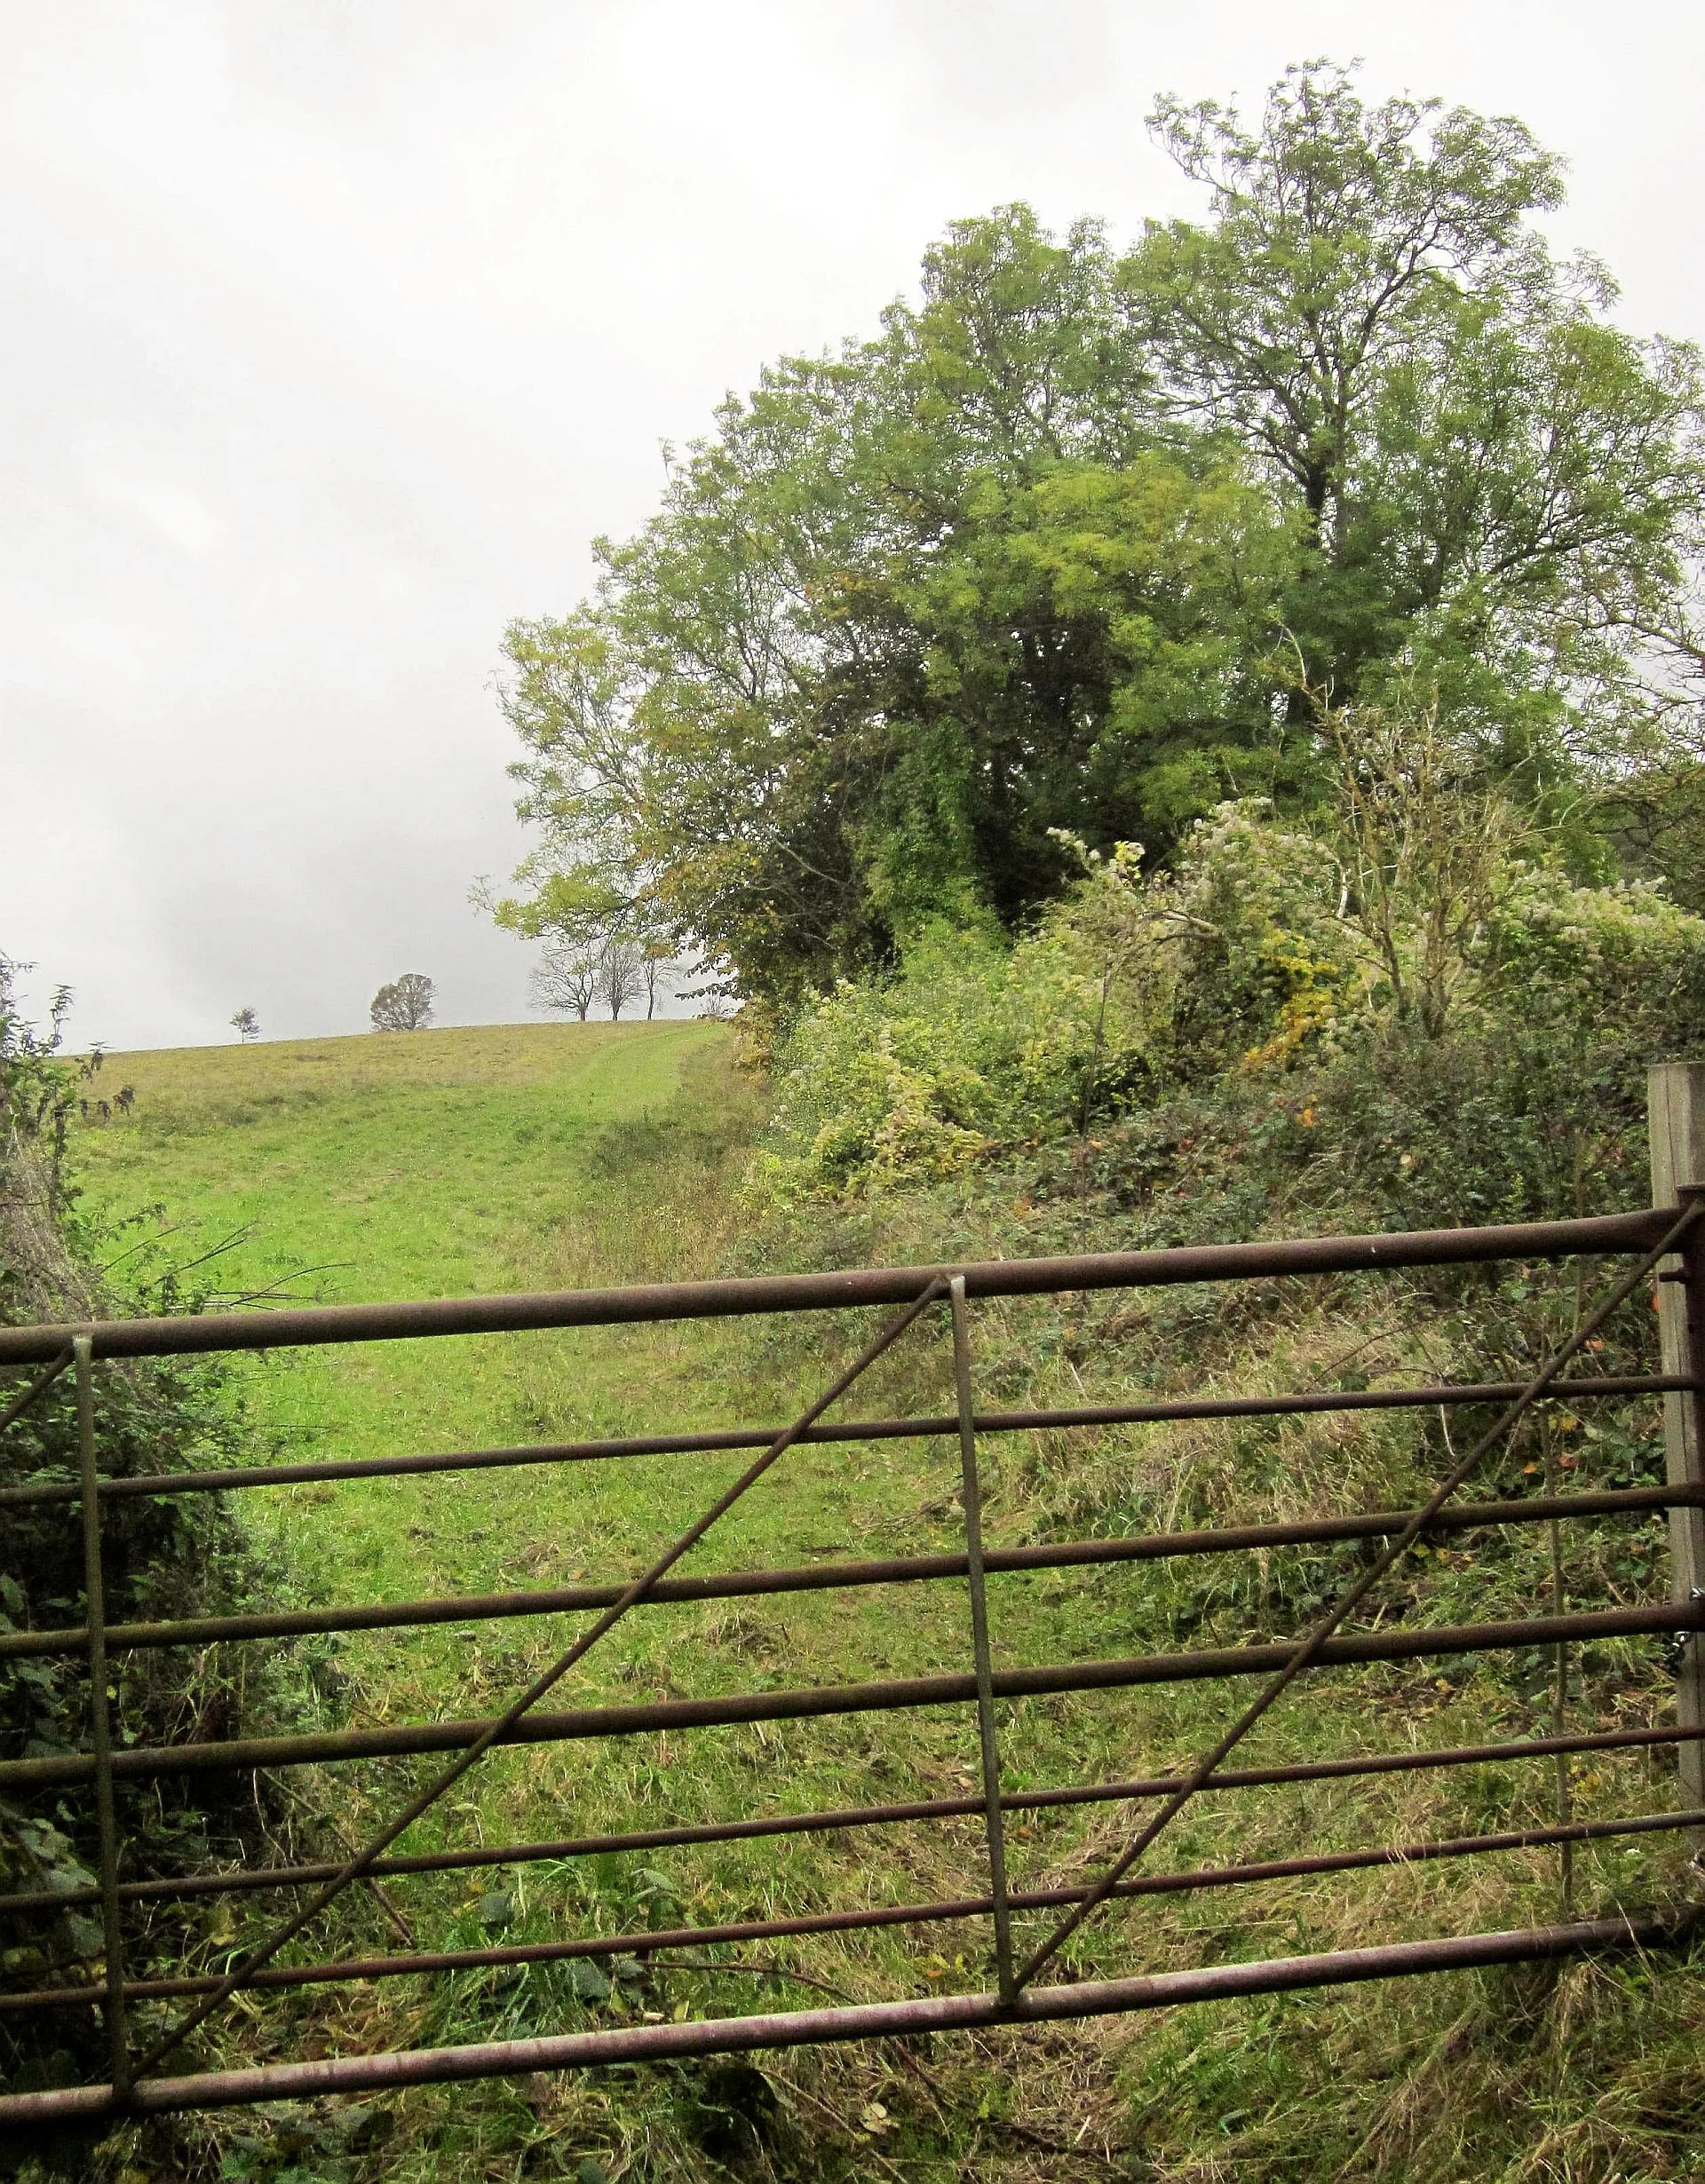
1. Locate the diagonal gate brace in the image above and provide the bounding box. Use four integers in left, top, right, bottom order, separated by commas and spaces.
131, 1277, 950, 2081
1009, 1198, 1705, 1991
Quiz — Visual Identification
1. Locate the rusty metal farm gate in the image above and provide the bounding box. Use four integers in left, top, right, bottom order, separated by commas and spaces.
3, 1063, 1705, 2130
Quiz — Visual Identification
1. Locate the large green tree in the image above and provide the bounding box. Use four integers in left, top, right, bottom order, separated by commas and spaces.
1122, 66, 1703, 771
493, 64, 1703, 1009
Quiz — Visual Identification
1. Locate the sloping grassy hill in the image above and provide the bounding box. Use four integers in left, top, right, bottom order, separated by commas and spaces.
77, 1019, 750, 1618
72, 1021, 994, 1686
61, 1025, 1705, 2184
72, 1025, 1081, 2177
79, 1017, 720, 1396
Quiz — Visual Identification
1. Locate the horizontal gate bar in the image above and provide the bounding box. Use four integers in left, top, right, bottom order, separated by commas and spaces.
6, 1481, 1700, 1661
4, 1913, 1697, 2123
5, 1600, 1695, 1792
4, 1373, 1687, 1512
0, 1208, 1669, 1367
6, 1805, 1696, 2015
5, 1721, 1700, 1919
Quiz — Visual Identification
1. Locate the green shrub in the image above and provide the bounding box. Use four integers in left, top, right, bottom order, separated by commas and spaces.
752, 851, 1174, 1203
0, 961, 317, 2124
754, 792, 1705, 1204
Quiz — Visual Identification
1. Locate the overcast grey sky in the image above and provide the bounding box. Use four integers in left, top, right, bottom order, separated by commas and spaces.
4, 1, 1701, 1051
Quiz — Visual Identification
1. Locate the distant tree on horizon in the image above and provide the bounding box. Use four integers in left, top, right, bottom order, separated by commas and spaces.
530, 946, 599, 1022
594, 938, 643, 1021
230, 1007, 260, 1043
640, 945, 678, 1020
370, 973, 436, 1033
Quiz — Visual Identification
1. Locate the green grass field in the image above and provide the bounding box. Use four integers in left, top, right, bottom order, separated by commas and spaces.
79, 1022, 747, 1617
71, 1027, 1041, 2038
64, 1024, 1705, 2181
73, 1020, 980, 1662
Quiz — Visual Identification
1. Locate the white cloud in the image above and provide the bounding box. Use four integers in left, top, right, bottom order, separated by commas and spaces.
82, 464, 223, 559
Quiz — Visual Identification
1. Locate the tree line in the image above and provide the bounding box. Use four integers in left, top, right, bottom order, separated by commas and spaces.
487, 63, 1705, 1019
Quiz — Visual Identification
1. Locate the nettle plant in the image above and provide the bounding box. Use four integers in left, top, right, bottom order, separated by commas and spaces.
0, 960, 317, 2101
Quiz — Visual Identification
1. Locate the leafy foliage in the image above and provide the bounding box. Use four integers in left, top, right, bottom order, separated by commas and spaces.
757, 764, 1705, 1203
491, 63, 1705, 1011
1125, 67, 1704, 748
0, 969, 321, 2118
0, 954, 81, 1202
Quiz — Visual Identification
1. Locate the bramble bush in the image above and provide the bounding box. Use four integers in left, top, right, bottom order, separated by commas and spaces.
755, 785, 1705, 1206
749, 845, 1175, 1205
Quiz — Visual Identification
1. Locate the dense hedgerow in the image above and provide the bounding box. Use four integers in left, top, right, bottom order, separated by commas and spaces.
755, 787, 1705, 1207
0, 964, 320, 2140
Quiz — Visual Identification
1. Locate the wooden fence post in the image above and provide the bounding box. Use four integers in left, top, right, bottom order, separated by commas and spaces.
1649, 1062, 1705, 1811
